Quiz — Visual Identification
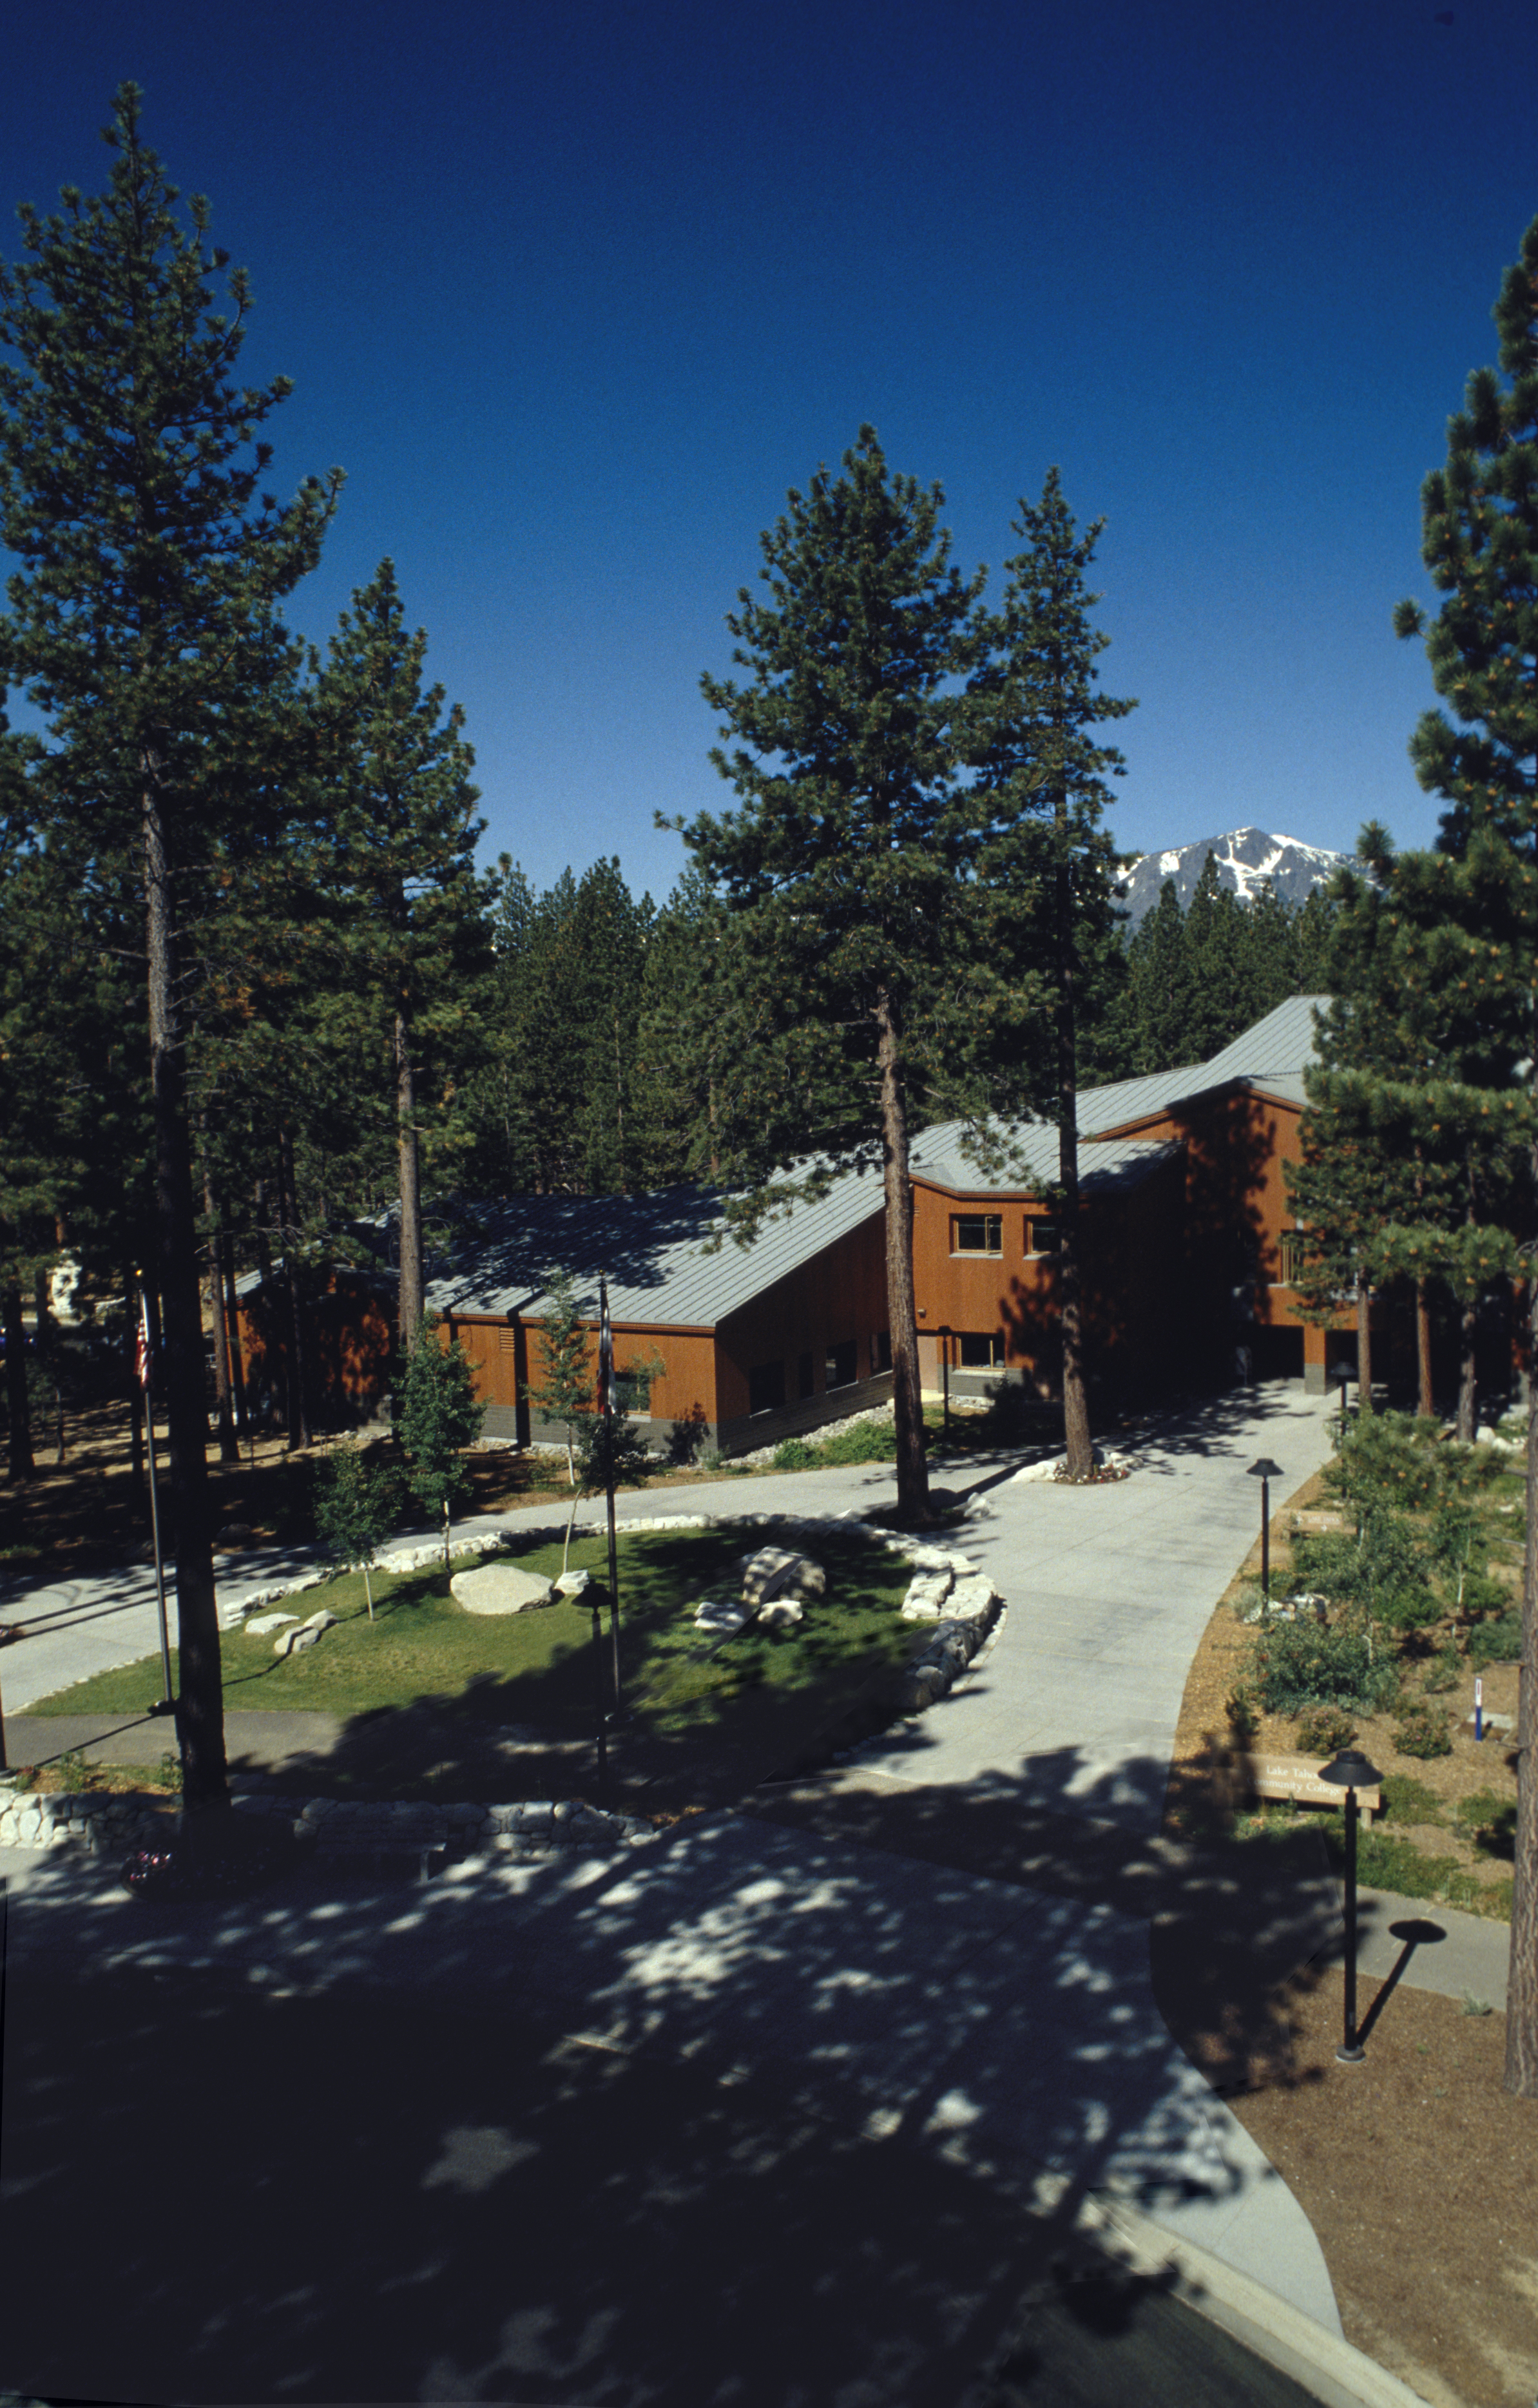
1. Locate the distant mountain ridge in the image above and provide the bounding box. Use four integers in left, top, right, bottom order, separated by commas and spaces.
1115, 827, 1356, 930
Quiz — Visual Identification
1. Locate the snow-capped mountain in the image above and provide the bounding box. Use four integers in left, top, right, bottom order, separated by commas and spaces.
1115, 827, 1356, 930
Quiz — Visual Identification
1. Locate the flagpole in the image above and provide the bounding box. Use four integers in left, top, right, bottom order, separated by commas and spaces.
137, 1280, 177, 1720
600, 1275, 621, 1715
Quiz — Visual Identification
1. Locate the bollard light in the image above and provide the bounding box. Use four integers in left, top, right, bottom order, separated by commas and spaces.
1247, 1456, 1284, 1599
1318, 1746, 1385, 2061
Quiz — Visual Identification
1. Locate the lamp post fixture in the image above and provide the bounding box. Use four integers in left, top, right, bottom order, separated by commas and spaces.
937, 1325, 954, 1445
1318, 1745, 1385, 2062
1247, 1456, 1285, 1600
1330, 1361, 1352, 1436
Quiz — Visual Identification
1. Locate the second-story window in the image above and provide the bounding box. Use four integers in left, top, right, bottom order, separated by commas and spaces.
952, 1213, 1001, 1255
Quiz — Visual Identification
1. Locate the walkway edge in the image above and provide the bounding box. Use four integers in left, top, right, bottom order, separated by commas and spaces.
1087, 2193, 1429, 2408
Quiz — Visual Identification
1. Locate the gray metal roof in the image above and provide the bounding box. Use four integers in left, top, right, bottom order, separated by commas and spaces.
1077, 994, 1326, 1133
425, 999, 1324, 1333
430, 1135, 1180, 1333
427, 1168, 890, 1329
910, 1124, 1182, 1197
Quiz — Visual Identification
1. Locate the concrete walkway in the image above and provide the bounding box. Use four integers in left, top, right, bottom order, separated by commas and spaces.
3, 1385, 1381, 2349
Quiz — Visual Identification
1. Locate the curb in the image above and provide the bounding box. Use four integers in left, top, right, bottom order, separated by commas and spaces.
1084, 2192, 1430, 2408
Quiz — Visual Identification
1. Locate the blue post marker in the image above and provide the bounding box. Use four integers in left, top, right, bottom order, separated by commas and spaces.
1474, 1675, 1484, 1742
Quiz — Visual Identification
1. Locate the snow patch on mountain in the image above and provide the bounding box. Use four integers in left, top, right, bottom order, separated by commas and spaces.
1116, 827, 1356, 930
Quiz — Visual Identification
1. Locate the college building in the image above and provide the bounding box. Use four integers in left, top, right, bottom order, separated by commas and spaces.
421, 995, 1351, 1455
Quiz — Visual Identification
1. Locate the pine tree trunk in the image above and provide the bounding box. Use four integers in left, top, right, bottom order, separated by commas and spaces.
876, 985, 928, 1524
1055, 864, 1093, 1479
1416, 1279, 1434, 1419
144, 758, 227, 1816
279, 1126, 311, 1450
1457, 1301, 1478, 1443
221, 1233, 249, 1439
1356, 1277, 1374, 1417
397, 1005, 424, 1351
1506, 1244, 1538, 2098
34, 1268, 63, 1463
3, 1283, 33, 1481
204, 1166, 239, 1465
126, 1278, 146, 1492
253, 1167, 280, 1430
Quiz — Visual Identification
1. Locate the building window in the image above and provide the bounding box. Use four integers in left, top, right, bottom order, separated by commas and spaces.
958, 1332, 1004, 1368
613, 1367, 653, 1414
798, 1349, 815, 1399
952, 1213, 1002, 1255
1278, 1230, 1307, 1285
1026, 1218, 1058, 1255
825, 1337, 858, 1391
749, 1359, 786, 1415
870, 1329, 892, 1374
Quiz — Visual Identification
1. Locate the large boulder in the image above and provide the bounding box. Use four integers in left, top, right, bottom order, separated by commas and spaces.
731, 1546, 825, 1607
451, 1563, 555, 1616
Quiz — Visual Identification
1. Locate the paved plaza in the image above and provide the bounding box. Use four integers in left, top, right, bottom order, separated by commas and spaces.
2, 1382, 1447, 2401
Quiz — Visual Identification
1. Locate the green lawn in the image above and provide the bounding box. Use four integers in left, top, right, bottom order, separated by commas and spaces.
28, 1526, 916, 1760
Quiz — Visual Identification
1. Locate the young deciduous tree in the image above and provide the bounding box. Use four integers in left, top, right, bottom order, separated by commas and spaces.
526, 1267, 595, 1487
312, 1445, 398, 1618
679, 427, 987, 1523
1392, 211, 1538, 2099
0, 88, 341, 1811
394, 1322, 485, 1569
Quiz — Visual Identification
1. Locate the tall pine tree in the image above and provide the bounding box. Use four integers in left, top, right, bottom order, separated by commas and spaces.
680, 427, 986, 1521
0, 87, 340, 1813
965, 470, 1134, 1477
1392, 212, 1538, 2099
316, 561, 486, 1347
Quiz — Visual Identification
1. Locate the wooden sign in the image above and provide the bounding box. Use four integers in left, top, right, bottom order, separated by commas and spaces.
1250, 1754, 1380, 1819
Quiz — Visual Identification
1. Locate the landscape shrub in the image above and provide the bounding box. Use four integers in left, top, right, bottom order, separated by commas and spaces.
1325, 1411, 1448, 1514
1468, 1611, 1523, 1666
1225, 1684, 1260, 1742
1252, 1618, 1399, 1715
1454, 1789, 1517, 1858
1290, 1510, 1437, 1632
1380, 1773, 1445, 1825
1392, 1699, 1452, 1759
1294, 1702, 1357, 1756
1421, 1646, 1462, 1693
772, 1438, 820, 1471
816, 1420, 896, 1465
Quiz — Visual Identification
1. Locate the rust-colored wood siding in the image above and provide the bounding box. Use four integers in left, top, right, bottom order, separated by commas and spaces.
714, 1213, 889, 1423
236, 1273, 394, 1422
446, 1313, 720, 1432
908, 1168, 1184, 1400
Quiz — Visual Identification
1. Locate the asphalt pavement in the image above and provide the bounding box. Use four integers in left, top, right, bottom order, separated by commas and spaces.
0, 1383, 1450, 2402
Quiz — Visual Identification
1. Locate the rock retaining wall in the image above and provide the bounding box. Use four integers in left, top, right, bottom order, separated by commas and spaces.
0, 1782, 657, 1860
5, 1507, 1004, 1859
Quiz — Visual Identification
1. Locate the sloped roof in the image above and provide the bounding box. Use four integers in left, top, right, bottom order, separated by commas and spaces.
910, 1124, 1182, 1197
1077, 994, 1327, 1133
427, 1168, 889, 1328
424, 999, 1325, 1333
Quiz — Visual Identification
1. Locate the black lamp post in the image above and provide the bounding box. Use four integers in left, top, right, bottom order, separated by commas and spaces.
937, 1325, 953, 1445
1318, 1745, 1385, 2062
1247, 1456, 1284, 1599
1330, 1360, 1352, 1436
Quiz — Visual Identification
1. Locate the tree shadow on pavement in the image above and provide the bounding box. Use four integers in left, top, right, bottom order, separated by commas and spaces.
751, 1738, 1341, 2102
0, 1949, 1322, 2408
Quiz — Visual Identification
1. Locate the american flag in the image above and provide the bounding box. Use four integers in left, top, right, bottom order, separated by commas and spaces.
136, 1292, 153, 1393
599, 1276, 613, 1416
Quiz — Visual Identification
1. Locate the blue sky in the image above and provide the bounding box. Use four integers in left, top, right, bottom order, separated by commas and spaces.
4, 0, 1537, 904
